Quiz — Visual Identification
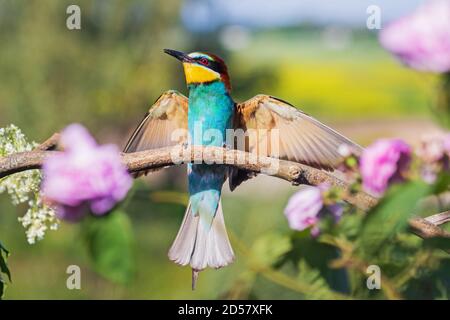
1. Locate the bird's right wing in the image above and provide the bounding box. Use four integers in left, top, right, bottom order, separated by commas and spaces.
124, 90, 188, 153
230, 94, 363, 190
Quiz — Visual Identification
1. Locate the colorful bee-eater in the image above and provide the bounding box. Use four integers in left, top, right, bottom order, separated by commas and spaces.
124, 49, 362, 289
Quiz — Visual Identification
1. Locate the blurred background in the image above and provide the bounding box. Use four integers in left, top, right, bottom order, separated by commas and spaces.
0, 0, 445, 299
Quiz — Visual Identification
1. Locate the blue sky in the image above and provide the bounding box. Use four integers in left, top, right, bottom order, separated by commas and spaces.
182, 0, 425, 31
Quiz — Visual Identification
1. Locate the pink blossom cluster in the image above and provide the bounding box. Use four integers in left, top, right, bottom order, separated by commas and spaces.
42, 124, 132, 221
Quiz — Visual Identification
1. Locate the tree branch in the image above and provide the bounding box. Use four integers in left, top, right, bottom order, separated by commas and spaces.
1, 135, 449, 240
0, 150, 49, 178
34, 132, 60, 151
408, 216, 450, 239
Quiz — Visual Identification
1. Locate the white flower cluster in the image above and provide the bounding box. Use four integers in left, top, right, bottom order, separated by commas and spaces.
19, 195, 59, 244
0, 124, 59, 244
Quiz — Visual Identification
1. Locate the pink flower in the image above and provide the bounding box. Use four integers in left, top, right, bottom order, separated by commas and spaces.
284, 186, 344, 236
42, 124, 132, 221
379, 0, 450, 73
284, 186, 323, 232
416, 132, 450, 163
360, 139, 412, 196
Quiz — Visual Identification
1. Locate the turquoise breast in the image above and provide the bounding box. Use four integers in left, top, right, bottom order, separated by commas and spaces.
187, 81, 235, 220
187, 81, 234, 147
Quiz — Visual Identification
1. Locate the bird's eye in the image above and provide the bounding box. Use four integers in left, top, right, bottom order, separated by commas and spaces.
198, 58, 209, 66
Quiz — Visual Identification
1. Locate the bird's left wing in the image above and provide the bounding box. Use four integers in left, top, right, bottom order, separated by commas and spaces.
124, 90, 188, 153
230, 94, 362, 190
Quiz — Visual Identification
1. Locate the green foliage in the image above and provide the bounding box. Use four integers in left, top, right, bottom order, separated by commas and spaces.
0, 0, 187, 139
358, 181, 431, 257
82, 210, 135, 285
295, 260, 338, 300
423, 237, 450, 252
257, 177, 449, 300
249, 232, 291, 267
280, 231, 350, 294
0, 242, 11, 299
432, 73, 450, 128
431, 172, 450, 195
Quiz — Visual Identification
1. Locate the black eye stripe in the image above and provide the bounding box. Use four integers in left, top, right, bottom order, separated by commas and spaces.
208, 61, 222, 73
195, 57, 223, 73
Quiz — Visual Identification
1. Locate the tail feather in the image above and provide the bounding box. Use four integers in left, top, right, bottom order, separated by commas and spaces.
168, 203, 197, 266
168, 201, 234, 271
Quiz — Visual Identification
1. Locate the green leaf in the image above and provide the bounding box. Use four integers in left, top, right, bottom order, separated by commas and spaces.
422, 237, 450, 252
358, 181, 431, 257
281, 232, 350, 294
82, 210, 135, 284
296, 260, 337, 299
249, 233, 292, 267
0, 242, 11, 299
432, 172, 450, 194
0, 279, 4, 299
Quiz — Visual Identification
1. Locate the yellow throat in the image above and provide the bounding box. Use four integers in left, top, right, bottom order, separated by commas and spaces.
183, 63, 220, 85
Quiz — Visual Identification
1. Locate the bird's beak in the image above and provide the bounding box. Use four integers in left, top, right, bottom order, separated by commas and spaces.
164, 49, 192, 63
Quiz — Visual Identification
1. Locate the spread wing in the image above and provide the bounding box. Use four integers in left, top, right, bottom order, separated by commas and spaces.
230, 94, 362, 190
124, 90, 188, 153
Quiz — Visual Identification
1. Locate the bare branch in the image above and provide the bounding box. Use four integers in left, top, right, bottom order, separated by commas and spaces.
0, 150, 50, 178
409, 217, 450, 239
34, 132, 60, 151
424, 211, 450, 226
123, 145, 378, 210
0, 135, 449, 240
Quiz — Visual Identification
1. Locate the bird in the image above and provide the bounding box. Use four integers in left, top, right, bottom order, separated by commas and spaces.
123, 49, 362, 289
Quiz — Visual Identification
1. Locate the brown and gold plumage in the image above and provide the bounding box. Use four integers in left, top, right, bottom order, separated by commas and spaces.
125, 92, 362, 182
124, 90, 188, 153
234, 94, 362, 169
